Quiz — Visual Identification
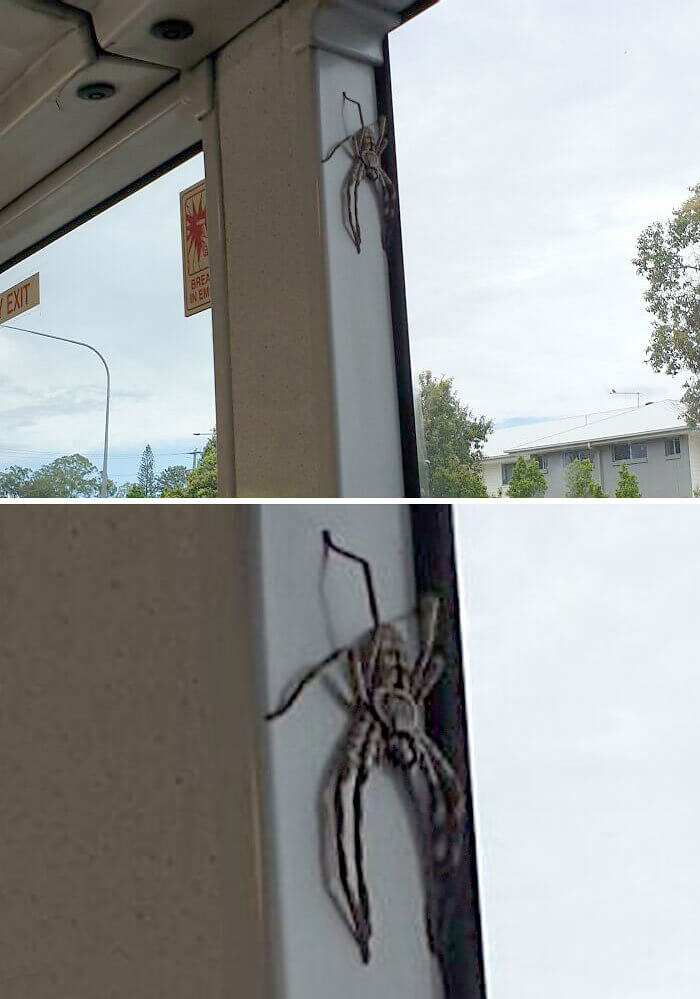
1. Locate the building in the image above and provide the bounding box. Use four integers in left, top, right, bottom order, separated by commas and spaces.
483, 400, 699, 497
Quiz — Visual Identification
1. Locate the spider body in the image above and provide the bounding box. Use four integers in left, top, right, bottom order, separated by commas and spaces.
322, 93, 397, 254
266, 533, 466, 966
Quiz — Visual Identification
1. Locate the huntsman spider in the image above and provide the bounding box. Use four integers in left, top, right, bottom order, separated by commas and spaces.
322, 92, 397, 254
266, 531, 466, 964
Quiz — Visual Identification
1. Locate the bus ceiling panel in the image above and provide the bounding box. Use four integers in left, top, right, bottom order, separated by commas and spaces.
69, 0, 279, 70
0, 0, 90, 96
0, 48, 175, 214
0, 67, 207, 273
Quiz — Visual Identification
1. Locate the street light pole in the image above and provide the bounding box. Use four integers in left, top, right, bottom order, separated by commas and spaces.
2, 324, 112, 497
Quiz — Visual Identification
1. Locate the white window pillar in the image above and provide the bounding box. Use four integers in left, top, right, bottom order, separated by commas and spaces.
203, 0, 410, 497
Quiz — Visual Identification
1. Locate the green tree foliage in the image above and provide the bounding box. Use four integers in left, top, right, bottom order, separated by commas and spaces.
428, 455, 488, 498
162, 435, 218, 498
156, 465, 189, 495
506, 456, 547, 498
137, 444, 156, 497
614, 462, 642, 498
565, 458, 607, 498
0, 454, 113, 498
0, 465, 32, 498
419, 371, 492, 497
634, 184, 700, 425
125, 484, 146, 498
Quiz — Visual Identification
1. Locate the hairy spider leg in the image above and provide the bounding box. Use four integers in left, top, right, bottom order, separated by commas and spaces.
413, 740, 444, 953
265, 645, 348, 720
412, 733, 466, 956
326, 712, 380, 962
342, 156, 363, 254
373, 166, 397, 251
342, 90, 366, 130
323, 529, 380, 632
321, 132, 355, 163
411, 594, 443, 702
375, 114, 388, 154
352, 721, 379, 961
418, 733, 466, 871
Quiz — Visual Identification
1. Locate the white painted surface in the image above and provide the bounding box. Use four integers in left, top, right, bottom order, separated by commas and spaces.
256, 505, 441, 998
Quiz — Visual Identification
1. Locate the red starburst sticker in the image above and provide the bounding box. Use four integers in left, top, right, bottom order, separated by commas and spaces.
180, 180, 211, 317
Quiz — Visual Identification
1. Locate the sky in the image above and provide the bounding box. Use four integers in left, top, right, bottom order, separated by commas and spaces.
390, 0, 700, 425
1, 0, 699, 483
455, 503, 700, 998
0, 153, 214, 489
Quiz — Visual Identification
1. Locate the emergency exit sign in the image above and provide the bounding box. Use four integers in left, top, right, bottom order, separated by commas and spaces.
180, 180, 211, 317
0, 273, 40, 323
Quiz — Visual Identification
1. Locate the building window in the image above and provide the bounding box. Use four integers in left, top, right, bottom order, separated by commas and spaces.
564, 449, 593, 466
613, 441, 647, 462
502, 462, 515, 485
534, 455, 548, 472
665, 437, 681, 458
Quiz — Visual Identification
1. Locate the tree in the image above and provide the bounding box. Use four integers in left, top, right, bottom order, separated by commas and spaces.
0, 465, 32, 498
428, 455, 488, 498
0, 455, 115, 498
614, 462, 642, 498
506, 456, 547, 498
162, 435, 218, 498
137, 445, 156, 497
24, 454, 107, 498
634, 183, 700, 425
156, 465, 189, 496
565, 458, 607, 498
125, 484, 146, 498
419, 371, 492, 497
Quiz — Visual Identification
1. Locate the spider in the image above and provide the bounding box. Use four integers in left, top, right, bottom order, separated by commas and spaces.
266, 531, 466, 965
322, 92, 397, 254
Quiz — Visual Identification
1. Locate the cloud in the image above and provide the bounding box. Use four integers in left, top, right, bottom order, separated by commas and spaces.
456, 504, 700, 998
390, 0, 700, 422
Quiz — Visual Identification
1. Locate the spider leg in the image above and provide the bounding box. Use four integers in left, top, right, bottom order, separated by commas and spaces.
323, 712, 381, 963
375, 115, 388, 154
413, 734, 466, 953
323, 530, 380, 632
373, 166, 397, 251
411, 593, 440, 702
342, 91, 366, 130
343, 162, 363, 254
322, 132, 356, 163
418, 733, 466, 870
353, 170, 363, 253
410, 594, 444, 702
265, 646, 348, 720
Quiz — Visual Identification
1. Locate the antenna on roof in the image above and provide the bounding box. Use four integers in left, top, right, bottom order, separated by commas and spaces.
610, 388, 641, 408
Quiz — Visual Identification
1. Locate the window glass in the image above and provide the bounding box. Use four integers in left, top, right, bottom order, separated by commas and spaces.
502, 462, 515, 484
630, 442, 647, 460
534, 455, 548, 471
391, 1, 699, 497
564, 449, 591, 466
456, 504, 700, 997
613, 443, 631, 462
0, 153, 216, 499
665, 437, 681, 456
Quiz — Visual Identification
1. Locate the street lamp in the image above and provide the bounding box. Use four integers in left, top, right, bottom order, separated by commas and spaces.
610, 388, 640, 408
2, 324, 112, 497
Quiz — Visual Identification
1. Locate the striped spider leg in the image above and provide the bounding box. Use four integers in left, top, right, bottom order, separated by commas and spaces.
322, 92, 397, 253
265, 531, 465, 964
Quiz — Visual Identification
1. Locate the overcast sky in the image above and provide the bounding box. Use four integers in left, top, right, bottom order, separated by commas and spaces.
456, 503, 700, 998
391, 0, 700, 424
0, 153, 214, 488
2, 0, 699, 483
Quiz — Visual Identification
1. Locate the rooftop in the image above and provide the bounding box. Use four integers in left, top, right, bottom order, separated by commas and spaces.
483, 400, 688, 459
